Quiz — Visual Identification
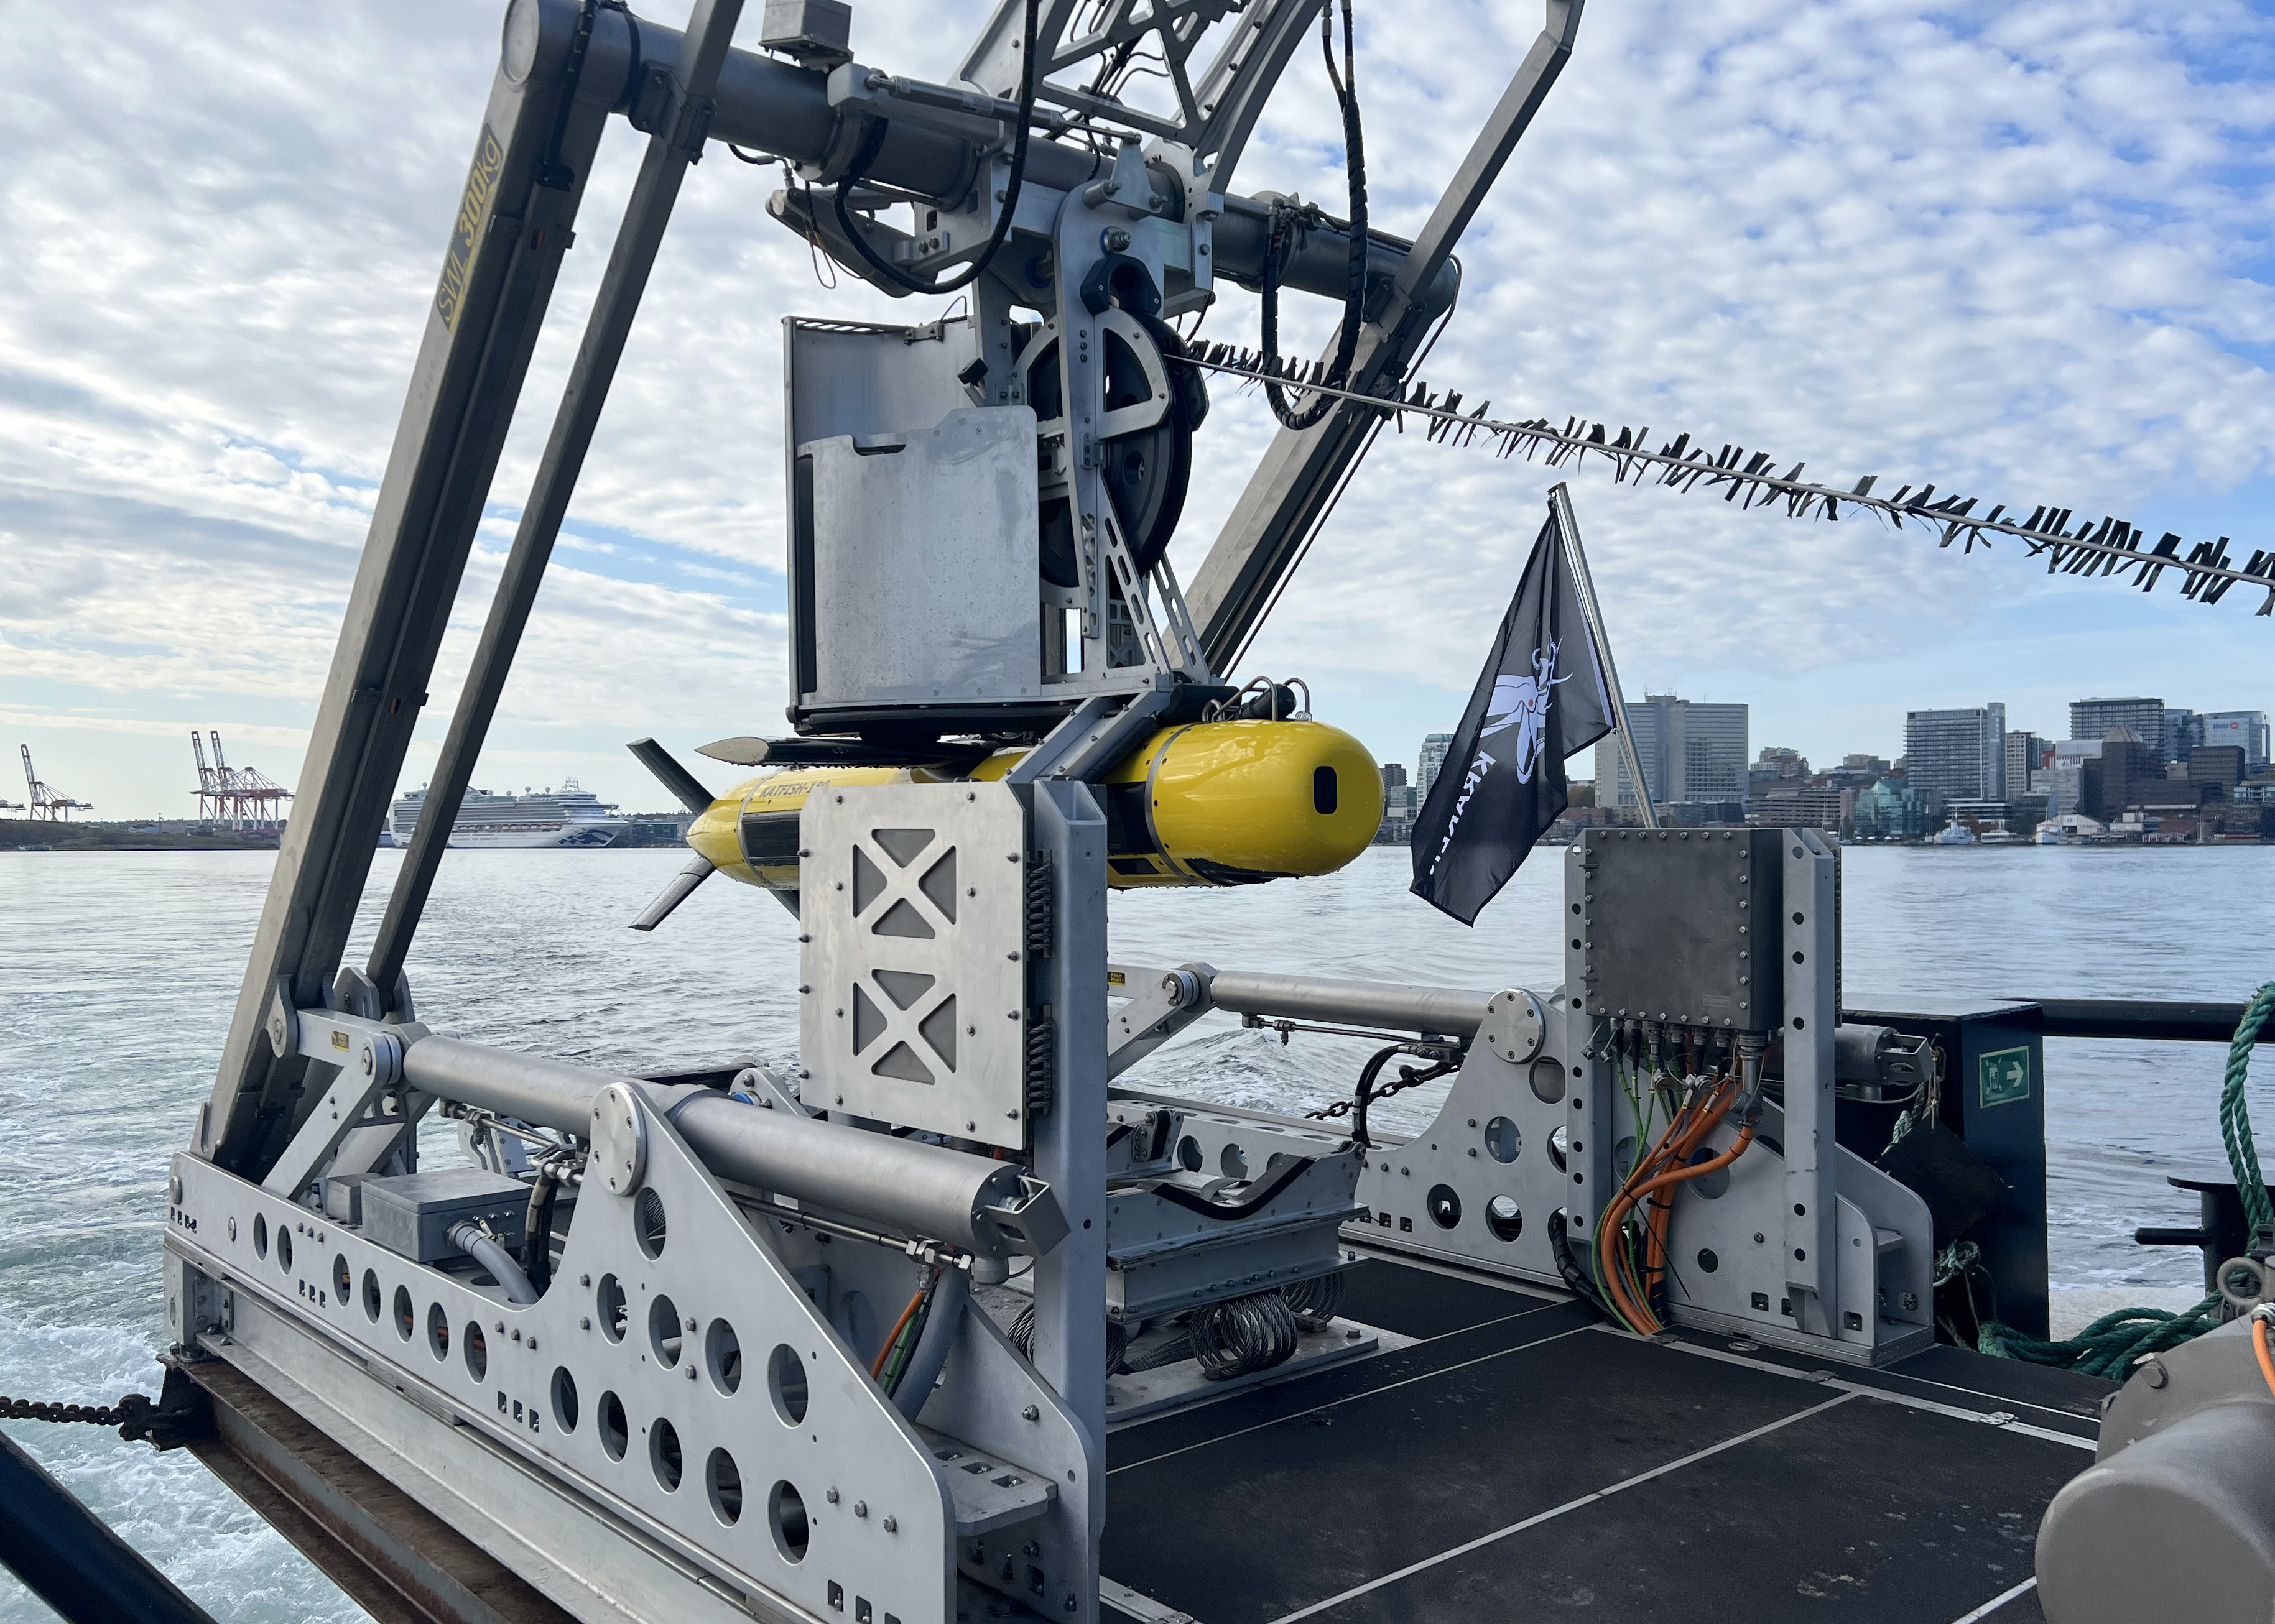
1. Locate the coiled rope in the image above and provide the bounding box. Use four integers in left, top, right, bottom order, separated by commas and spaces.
1977, 982, 2275, 1376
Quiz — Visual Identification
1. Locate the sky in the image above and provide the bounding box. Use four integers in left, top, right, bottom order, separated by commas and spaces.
6, 1, 2275, 818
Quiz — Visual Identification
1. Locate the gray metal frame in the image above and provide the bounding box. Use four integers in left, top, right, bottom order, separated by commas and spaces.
173, 4, 1617, 1619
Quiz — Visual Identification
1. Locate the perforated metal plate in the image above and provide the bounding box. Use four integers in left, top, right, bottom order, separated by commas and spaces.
802, 782, 1032, 1148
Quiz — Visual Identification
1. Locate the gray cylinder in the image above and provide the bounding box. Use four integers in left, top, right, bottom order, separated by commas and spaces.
401, 1036, 1044, 1257
606, 7, 1458, 315
1203, 969, 1496, 1039
2037, 1399, 2275, 1623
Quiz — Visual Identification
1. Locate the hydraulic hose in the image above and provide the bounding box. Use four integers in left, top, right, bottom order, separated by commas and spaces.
1261, 0, 1368, 431
892, 1265, 970, 1421
449, 1221, 541, 1306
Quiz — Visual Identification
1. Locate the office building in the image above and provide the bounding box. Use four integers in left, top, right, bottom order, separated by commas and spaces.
2165, 708, 2202, 766
1750, 783, 1853, 833
1853, 776, 1930, 841
1593, 694, 1750, 818
1417, 734, 1455, 801
2188, 746, 2246, 795
2205, 711, 2271, 774
2003, 731, 2049, 796
2070, 698, 2166, 758
1904, 704, 2006, 810
1381, 763, 1407, 791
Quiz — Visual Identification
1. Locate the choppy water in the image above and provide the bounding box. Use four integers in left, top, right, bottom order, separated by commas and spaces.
3, 843, 2271, 1620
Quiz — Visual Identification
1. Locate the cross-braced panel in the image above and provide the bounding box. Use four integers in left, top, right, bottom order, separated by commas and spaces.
802, 783, 1034, 1150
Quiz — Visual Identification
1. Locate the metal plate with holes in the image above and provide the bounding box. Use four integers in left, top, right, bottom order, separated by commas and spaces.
802, 781, 1032, 1149
163, 1084, 1091, 1624
1479, 989, 1545, 1064
919, 1430, 1058, 1535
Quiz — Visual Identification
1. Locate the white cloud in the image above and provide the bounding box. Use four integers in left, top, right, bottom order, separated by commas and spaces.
6, 0, 2274, 815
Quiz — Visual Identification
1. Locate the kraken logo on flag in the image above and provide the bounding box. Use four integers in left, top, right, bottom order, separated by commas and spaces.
1411, 507, 1618, 924
1480, 644, 1572, 785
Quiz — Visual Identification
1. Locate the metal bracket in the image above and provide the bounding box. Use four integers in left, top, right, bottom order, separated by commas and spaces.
259, 1010, 416, 1201
1106, 961, 1218, 1079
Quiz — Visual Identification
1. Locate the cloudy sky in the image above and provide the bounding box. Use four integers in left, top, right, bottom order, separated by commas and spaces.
5, 0, 2274, 818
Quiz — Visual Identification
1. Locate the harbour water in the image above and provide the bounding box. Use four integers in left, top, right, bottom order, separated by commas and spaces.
3, 842, 2270, 1621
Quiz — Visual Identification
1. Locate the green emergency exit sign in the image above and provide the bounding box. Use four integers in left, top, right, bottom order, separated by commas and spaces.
1978, 1046, 2032, 1109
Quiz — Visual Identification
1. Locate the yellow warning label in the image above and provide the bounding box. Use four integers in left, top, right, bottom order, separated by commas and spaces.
331, 1030, 350, 1051
1106, 970, 1126, 987
435, 124, 505, 331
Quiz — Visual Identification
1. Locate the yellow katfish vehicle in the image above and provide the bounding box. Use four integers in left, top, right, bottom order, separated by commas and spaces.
635, 715, 1382, 927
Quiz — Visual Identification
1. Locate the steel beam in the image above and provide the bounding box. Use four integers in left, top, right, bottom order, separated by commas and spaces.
366, 0, 749, 1002
199, 0, 621, 1176
1185, 0, 1586, 673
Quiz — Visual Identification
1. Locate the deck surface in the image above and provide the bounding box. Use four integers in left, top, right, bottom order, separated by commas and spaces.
1098, 1256, 2104, 1624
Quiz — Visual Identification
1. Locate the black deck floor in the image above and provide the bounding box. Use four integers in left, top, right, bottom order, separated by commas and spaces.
1100, 1257, 2105, 1624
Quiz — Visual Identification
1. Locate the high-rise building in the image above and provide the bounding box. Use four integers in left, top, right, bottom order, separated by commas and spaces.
2204, 711, 2271, 773
1904, 704, 2007, 810
2003, 731, 2049, 796
1592, 694, 1750, 817
2165, 708, 2203, 766
2070, 698, 2166, 757
1416, 734, 1455, 801
1380, 763, 1408, 791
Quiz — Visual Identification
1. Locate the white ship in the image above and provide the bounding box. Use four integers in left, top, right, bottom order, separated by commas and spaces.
389, 778, 625, 849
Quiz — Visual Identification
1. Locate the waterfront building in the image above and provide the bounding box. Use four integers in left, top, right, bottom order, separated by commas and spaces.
2070, 697, 2166, 758
1592, 693, 1750, 820
2204, 711, 2271, 773
1749, 782, 1852, 833
1417, 733, 1455, 801
1851, 775, 1930, 840
1381, 763, 1408, 791
1904, 704, 2007, 810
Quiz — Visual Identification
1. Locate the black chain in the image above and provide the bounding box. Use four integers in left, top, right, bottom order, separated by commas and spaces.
1, 1393, 149, 1427
1306, 1056, 1455, 1120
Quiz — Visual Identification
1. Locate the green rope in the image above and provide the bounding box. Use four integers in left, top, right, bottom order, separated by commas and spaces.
1978, 1294, 2226, 1379
1977, 982, 2275, 1377
2222, 982, 2275, 1239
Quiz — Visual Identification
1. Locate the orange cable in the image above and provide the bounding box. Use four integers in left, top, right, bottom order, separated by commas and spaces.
1598, 1082, 1751, 1334
872, 1281, 927, 1380
1596, 1082, 1731, 1332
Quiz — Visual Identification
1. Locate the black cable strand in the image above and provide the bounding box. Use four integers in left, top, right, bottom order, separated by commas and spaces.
831, 0, 1042, 296
1261, 0, 1367, 431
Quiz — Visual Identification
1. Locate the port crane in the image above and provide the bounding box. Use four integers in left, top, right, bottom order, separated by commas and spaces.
19, 744, 90, 822
88, 6, 2272, 1624
190, 729, 293, 829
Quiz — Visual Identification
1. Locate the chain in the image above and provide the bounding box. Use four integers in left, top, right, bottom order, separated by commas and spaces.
1307, 1056, 1457, 1120
1, 1393, 150, 1427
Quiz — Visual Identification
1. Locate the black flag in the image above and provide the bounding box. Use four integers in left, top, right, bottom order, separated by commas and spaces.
1410, 506, 1618, 923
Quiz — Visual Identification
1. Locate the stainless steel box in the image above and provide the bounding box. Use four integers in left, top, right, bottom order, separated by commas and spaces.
359, 1168, 528, 1264
1575, 826, 1786, 1033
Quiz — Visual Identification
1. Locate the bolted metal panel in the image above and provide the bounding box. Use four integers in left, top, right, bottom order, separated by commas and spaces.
1575, 827, 1784, 1032
802, 782, 1033, 1148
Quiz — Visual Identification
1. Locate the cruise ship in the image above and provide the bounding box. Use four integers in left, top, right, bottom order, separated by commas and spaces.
388, 778, 625, 849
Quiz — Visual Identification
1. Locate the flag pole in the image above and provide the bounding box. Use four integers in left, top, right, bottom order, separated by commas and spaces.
1549, 482, 1657, 831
